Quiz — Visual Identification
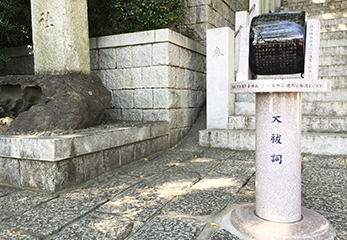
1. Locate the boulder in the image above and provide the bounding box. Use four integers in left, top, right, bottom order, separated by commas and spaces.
0, 74, 111, 133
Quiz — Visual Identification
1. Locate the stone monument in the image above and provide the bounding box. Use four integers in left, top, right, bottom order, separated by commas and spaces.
0, 0, 111, 133
230, 11, 333, 239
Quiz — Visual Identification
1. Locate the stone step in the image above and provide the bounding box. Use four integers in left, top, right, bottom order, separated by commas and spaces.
319, 55, 347, 66
318, 17, 347, 27
320, 23, 347, 33
318, 76, 347, 88
319, 46, 347, 56
228, 115, 347, 133
235, 101, 347, 116
199, 129, 347, 155
320, 38, 347, 48
303, 89, 347, 102
307, 12, 347, 21
236, 88, 347, 103
319, 64, 347, 77
320, 30, 347, 40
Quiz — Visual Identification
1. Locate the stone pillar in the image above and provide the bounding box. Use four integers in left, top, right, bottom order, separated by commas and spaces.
206, 27, 235, 129
31, 0, 91, 75
255, 92, 302, 222
235, 11, 249, 74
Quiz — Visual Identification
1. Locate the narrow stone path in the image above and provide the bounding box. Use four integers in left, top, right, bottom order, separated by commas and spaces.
0, 110, 346, 239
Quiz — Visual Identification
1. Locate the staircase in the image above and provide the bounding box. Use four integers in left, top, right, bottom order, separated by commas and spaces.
200, 0, 347, 155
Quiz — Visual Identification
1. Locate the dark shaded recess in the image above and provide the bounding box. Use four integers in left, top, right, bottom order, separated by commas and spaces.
0, 84, 44, 118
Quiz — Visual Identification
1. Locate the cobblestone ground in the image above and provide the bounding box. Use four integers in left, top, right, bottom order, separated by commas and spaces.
0, 112, 346, 239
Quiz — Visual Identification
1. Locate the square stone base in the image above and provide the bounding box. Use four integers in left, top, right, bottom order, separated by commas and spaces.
0, 122, 169, 192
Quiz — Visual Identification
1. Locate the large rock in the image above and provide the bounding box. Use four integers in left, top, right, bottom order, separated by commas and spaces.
0, 74, 111, 133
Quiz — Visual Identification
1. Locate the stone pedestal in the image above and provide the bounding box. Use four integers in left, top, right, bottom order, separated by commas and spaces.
31, 0, 90, 74
256, 92, 302, 223
230, 82, 332, 239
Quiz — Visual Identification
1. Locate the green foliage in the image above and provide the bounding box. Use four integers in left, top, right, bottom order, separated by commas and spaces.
0, 0, 31, 48
0, 54, 10, 70
88, 0, 185, 37
0, 0, 184, 50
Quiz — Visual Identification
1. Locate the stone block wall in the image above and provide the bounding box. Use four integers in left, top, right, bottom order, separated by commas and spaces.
90, 29, 206, 147
0, 46, 34, 76
0, 29, 206, 147
185, 0, 249, 45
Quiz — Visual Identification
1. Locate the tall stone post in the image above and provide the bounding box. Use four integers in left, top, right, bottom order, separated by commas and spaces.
30, 0, 91, 75
230, 14, 333, 239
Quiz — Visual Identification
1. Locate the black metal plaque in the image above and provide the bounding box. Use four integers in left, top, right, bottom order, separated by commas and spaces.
249, 11, 306, 75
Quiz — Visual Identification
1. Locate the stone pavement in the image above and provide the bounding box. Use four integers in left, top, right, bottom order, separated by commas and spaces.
0, 111, 346, 240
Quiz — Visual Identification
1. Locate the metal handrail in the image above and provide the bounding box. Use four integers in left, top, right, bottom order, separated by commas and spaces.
249, 4, 256, 14
235, 26, 242, 37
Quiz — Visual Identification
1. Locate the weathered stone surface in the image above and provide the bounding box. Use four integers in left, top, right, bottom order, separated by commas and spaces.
209, 229, 241, 240
0, 186, 17, 197
152, 149, 196, 165
47, 213, 133, 240
199, 148, 236, 160
0, 190, 56, 221
129, 216, 205, 240
6, 189, 106, 236
97, 183, 172, 222
118, 158, 172, 178
302, 186, 347, 214
31, 0, 90, 75
0, 224, 41, 240
192, 160, 254, 193
302, 155, 346, 169
81, 172, 142, 199
174, 157, 221, 176
319, 212, 347, 240
0, 75, 111, 133
0, 157, 20, 186
302, 168, 347, 188
162, 190, 233, 216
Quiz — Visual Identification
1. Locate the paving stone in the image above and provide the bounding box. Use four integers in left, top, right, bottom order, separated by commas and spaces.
302, 155, 347, 169
318, 212, 347, 240
97, 183, 172, 222
48, 212, 133, 240
6, 189, 107, 236
118, 159, 172, 178
0, 224, 42, 240
0, 190, 56, 222
162, 190, 233, 216
302, 168, 347, 188
0, 186, 18, 197
209, 229, 241, 240
174, 109, 206, 153
199, 148, 236, 160
152, 149, 196, 165
302, 186, 347, 214
192, 161, 254, 193
227, 151, 255, 162
144, 168, 201, 191
129, 216, 206, 240
237, 175, 256, 196
81, 172, 142, 199
173, 157, 221, 176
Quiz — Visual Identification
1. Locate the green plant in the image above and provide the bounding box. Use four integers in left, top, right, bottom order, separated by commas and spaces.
88, 0, 185, 37
0, 0, 32, 48
0, 54, 10, 70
